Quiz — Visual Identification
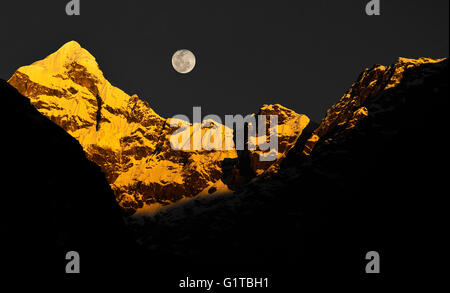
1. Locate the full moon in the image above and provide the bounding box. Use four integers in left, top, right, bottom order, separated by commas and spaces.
172, 49, 196, 74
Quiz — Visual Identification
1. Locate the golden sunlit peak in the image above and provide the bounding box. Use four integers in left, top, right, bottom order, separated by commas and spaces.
60, 40, 82, 50
396, 57, 447, 66
51, 40, 91, 60
27, 40, 99, 74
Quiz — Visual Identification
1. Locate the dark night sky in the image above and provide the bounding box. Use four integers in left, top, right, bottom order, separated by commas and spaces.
1, 0, 448, 122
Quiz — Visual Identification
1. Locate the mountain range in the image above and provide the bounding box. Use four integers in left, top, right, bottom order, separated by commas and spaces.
8, 41, 310, 215
2, 41, 448, 279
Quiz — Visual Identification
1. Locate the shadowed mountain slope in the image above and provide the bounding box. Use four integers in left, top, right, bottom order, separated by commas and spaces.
131, 58, 448, 280
0, 79, 135, 277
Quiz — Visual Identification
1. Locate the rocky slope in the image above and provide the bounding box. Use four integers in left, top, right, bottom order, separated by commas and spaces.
8, 41, 309, 214
300, 57, 446, 157
129, 56, 448, 279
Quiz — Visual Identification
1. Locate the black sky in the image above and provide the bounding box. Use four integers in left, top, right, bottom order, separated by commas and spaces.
0, 0, 448, 122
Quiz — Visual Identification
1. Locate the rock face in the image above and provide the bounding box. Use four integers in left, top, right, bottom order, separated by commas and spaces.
0, 79, 133, 275
8, 41, 310, 214
227, 104, 310, 188
301, 57, 446, 156
248, 104, 310, 175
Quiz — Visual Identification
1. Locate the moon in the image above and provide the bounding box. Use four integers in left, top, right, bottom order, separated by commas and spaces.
172, 49, 196, 74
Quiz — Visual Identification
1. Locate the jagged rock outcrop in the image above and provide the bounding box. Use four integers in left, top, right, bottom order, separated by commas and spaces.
8, 41, 310, 215
301, 57, 446, 156
248, 104, 310, 175
227, 104, 310, 188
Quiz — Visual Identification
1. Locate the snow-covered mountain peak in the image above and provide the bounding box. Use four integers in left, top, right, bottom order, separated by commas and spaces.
8, 41, 310, 215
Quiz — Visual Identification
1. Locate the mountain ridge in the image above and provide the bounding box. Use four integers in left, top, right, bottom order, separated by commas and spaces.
8, 41, 446, 216
8, 41, 310, 214
128, 54, 449, 274
3, 41, 448, 278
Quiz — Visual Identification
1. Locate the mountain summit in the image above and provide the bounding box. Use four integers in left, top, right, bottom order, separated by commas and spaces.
9, 41, 309, 214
